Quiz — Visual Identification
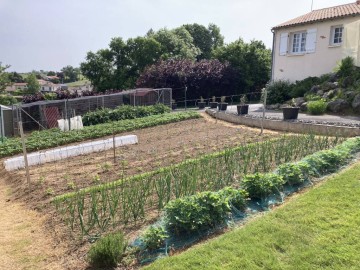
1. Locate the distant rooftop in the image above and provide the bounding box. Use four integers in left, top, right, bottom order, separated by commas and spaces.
273, 1, 360, 30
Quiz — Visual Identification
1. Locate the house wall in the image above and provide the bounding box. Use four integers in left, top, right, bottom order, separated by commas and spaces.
273, 16, 360, 82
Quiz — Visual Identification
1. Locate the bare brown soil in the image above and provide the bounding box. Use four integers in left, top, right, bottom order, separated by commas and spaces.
0, 113, 281, 269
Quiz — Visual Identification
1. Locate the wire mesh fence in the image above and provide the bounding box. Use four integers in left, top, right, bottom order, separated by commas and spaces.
10, 88, 172, 135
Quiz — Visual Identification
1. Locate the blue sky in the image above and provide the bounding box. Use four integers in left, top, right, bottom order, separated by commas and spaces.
0, 0, 353, 72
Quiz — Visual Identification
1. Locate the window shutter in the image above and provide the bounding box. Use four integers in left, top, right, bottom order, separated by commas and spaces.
279, 33, 288, 56
306, 28, 317, 53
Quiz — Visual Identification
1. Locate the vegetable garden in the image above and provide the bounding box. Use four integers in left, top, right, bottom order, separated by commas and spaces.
53, 134, 342, 236
2, 106, 359, 269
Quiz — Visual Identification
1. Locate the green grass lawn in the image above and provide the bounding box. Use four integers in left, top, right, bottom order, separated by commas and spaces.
66, 79, 90, 87
144, 162, 360, 270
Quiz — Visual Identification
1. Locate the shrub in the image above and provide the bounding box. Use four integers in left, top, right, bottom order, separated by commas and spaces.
88, 232, 127, 268
337, 56, 355, 78
165, 190, 233, 235
290, 77, 321, 98
82, 104, 170, 126
304, 93, 321, 102
277, 162, 310, 185
307, 100, 327, 115
44, 92, 57, 100
242, 173, 285, 199
0, 94, 17, 105
265, 80, 293, 104
141, 226, 168, 250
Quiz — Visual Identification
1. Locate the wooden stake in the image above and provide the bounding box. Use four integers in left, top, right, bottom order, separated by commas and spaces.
113, 133, 116, 164
18, 121, 31, 187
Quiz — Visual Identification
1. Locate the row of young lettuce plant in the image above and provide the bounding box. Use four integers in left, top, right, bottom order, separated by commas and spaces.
0, 111, 200, 158
53, 134, 344, 236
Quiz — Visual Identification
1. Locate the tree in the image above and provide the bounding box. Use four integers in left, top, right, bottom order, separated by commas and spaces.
213, 39, 271, 94
136, 59, 236, 100
26, 73, 40, 94
0, 63, 11, 93
80, 49, 115, 91
183, 23, 224, 60
8, 72, 24, 83
150, 28, 200, 60
61, 65, 80, 83
47, 71, 56, 76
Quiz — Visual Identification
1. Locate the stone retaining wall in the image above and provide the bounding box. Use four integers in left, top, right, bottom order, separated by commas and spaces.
206, 109, 360, 137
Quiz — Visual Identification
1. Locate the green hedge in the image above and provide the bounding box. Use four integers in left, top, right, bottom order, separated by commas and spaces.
0, 112, 200, 158
82, 104, 171, 126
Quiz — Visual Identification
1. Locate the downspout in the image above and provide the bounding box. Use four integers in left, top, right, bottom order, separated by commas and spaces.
270, 28, 276, 82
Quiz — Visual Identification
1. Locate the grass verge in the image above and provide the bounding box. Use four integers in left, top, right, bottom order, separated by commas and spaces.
144, 162, 360, 270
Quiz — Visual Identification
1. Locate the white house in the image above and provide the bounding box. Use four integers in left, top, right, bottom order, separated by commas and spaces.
272, 1, 360, 82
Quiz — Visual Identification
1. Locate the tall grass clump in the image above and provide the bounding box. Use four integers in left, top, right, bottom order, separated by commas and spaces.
87, 232, 127, 268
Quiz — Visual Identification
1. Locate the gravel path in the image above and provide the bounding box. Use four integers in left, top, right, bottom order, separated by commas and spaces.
225, 104, 360, 128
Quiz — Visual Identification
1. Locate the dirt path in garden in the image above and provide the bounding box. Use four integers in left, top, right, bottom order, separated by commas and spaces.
0, 167, 64, 270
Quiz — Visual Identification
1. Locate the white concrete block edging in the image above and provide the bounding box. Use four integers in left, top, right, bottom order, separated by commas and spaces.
4, 135, 138, 171
206, 109, 360, 137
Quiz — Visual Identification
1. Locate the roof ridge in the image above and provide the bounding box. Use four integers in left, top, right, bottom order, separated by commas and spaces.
273, 1, 360, 30
312, 1, 356, 12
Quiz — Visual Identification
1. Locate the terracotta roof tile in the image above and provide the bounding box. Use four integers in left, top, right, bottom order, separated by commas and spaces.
273, 1, 360, 29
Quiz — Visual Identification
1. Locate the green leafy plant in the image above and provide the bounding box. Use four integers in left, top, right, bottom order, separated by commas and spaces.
82, 104, 170, 126
307, 100, 327, 115
219, 187, 248, 211
67, 181, 76, 190
242, 173, 285, 199
141, 226, 168, 250
165, 190, 231, 234
46, 187, 54, 196
87, 232, 127, 268
277, 162, 310, 185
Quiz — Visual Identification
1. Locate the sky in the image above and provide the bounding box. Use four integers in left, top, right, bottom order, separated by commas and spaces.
0, 0, 354, 72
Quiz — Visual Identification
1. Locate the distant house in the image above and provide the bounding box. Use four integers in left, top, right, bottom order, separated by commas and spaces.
5, 80, 60, 93
38, 79, 60, 92
5, 83, 28, 92
272, 1, 360, 82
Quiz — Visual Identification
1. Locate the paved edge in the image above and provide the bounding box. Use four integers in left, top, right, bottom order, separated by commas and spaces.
206, 109, 360, 137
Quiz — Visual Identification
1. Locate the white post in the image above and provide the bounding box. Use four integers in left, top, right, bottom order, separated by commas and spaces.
260, 88, 267, 136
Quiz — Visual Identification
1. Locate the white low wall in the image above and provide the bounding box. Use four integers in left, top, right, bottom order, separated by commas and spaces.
4, 135, 138, 171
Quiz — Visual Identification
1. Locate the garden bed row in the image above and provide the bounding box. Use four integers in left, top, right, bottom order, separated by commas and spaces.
87, 136, 360, 268
82, 104, 170, 126
0, 111, 200, 158
53, 134, 343, 236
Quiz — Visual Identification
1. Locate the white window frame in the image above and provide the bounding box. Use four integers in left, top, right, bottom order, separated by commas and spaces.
330, 25, 343, 46
291, 31, 307, 54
